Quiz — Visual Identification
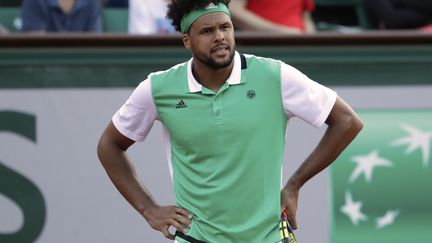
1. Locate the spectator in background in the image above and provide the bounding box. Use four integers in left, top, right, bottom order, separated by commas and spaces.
230, 0, 316, 34
0, 24, 9, 35
364, 0, 432, 30
103, 0, 128, 8
128, 0, 175, 34
21, 0, 102, 33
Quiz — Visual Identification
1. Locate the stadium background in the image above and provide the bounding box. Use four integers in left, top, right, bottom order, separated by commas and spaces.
1, 1, 432, 242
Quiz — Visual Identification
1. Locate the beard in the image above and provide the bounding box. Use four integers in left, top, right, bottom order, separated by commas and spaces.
193, 46, 236, 69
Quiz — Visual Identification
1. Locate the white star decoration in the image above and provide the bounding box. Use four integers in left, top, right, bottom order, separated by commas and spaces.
391, 124, 432, 167
340, 191, 368, 225
376, 209, 400, 229
339, 121, 432, 232
349, 150, 393, 183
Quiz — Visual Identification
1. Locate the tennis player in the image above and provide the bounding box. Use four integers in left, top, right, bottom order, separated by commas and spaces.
97, 0, 363, 242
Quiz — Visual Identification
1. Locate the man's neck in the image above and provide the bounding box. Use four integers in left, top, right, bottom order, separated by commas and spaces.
58, 0, 76, 14
192, 60, 234, 93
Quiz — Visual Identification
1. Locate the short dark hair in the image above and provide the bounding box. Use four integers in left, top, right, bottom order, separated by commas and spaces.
167, 0, 231, 33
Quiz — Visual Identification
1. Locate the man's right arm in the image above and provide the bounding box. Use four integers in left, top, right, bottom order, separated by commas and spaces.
97, 121, 191, 240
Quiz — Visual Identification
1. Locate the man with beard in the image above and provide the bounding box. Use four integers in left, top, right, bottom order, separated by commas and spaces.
97, 0, 363, 242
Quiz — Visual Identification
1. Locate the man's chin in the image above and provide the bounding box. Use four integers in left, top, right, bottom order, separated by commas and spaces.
212, 59, 232, 69
209, 54, 235, 69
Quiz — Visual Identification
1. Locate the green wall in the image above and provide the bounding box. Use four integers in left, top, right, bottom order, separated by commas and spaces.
1, 43, 432, 88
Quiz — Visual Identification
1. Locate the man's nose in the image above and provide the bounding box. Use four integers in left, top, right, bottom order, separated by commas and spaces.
214, 28, 225, 41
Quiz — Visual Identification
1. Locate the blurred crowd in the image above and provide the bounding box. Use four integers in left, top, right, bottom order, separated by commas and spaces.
0, 0, 431, 35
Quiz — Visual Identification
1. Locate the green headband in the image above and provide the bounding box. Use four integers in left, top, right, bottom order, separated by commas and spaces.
180, 3, 231, 34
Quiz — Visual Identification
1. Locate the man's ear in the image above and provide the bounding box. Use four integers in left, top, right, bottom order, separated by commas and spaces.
182, 34, 191, 49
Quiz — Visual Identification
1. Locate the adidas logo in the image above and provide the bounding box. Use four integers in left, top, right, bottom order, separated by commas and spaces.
176, 99, 187, 109
205, 3, 217, 9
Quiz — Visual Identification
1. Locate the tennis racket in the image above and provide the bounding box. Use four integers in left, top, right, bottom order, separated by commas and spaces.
280, 210, 297, 243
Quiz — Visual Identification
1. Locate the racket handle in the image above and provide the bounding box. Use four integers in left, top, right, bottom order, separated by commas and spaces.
280, 210, 297, 243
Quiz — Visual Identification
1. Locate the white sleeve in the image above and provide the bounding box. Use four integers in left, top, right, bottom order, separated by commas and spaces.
280, 62, 337, 127
112, 79, 158, 142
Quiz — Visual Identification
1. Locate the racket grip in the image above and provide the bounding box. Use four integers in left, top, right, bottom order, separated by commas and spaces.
280, 210, 297, 243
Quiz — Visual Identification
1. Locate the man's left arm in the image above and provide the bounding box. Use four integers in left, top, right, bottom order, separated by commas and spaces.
303, 12, 316, 33
281, 96, 363, 229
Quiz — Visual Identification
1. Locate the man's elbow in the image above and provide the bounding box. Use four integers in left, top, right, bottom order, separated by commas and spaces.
97, 131, 115, 163
347, 113, 364, 137
97, 135, 108, 162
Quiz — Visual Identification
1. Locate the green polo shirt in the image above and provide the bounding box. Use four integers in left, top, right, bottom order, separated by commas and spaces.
113, 52, 337, 243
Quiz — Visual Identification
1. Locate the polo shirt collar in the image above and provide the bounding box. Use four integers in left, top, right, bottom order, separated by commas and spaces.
187, 51, 244, 93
